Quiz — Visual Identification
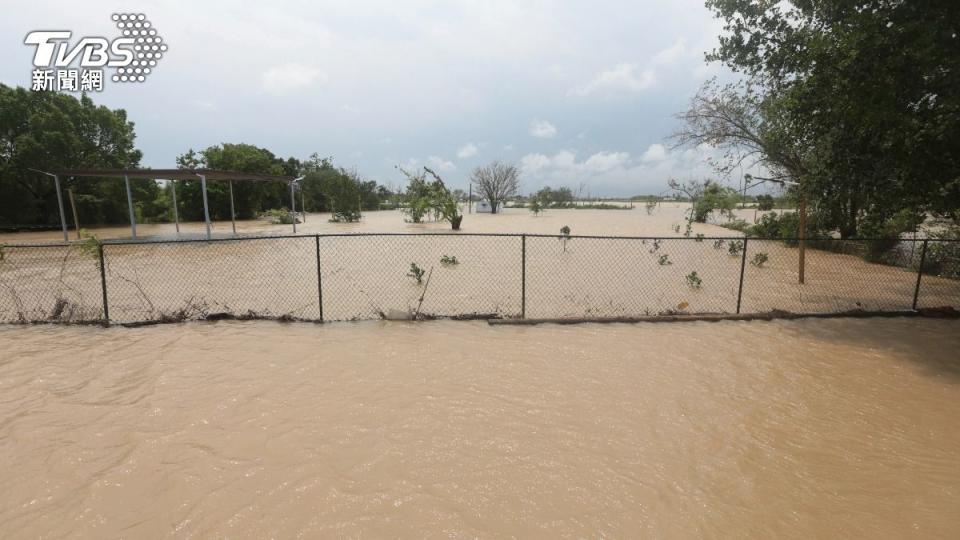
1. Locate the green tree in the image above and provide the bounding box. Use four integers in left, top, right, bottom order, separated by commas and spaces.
704, 0, 960, 230
173, 143, 297, 221
0, 84, 149, 226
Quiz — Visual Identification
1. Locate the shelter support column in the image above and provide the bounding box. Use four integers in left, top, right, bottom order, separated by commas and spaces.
53, 174, 69, 242
229, 180, 237, 235
170, 180, 180, 235
290, 181, 297, 234
199, 174, 211, 240
67, 188, 80, 239
124, 174, 137, 239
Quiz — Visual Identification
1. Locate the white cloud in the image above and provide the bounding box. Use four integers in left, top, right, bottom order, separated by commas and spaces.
652, 38, 687, 65
427, 155, 456, 171
641, 143, 668, 163
456, 143, 478, 158
519, 153, 552, 173
569, 63, 656, 96
260, 63, 325, 96
584, 151, 630, 172
529, 119, 557, 138
520, 150, 629, 177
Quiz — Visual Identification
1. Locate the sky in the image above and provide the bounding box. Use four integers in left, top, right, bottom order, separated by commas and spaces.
1, 0, 747, 196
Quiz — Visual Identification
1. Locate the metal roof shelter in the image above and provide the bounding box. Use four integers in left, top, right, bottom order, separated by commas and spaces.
34, 168, 301, 241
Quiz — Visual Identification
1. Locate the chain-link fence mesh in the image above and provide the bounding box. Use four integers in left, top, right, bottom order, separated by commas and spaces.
318, 234, 521, 321
0, 244, 103, 323
739, 238, 925, 313
917, 240, 960, 309
1, 235, 958, 324
104, 237, 319, 323
525, 236, 742, 317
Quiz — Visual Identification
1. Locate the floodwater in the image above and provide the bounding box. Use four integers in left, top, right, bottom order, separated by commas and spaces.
1, 317, 959, 538
1, 203, 748, 242
2, 205, 957, 323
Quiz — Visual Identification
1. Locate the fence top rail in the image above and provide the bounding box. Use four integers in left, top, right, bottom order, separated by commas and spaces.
1, 232, 957, 248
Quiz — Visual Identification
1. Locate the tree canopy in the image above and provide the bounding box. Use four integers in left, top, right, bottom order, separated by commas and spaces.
0, 83, 149, 227
701, 0, 960, 235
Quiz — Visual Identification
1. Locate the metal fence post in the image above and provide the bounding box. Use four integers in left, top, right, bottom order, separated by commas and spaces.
912, 239, 928, 311
521, 234, 527, 319
736, 237, 748, 314
98, 243, 109, 323
315, 234, 323, 321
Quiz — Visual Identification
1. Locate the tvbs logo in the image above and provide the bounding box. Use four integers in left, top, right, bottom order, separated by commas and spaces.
25, 13, 167, 91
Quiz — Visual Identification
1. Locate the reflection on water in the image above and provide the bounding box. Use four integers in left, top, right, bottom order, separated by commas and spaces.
1, 317, 959, 538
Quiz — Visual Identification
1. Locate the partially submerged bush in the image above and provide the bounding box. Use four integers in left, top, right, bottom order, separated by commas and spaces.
686, 271, 703, 289
658, 254, 672, 266
440, 255, 459, 266
720, 219, 750, 233
747, 211, 825, 244
728, 240, 744, 256
644, 199, 659, 215
407, 263, 426, 284
260, 208, 301, 225
751, 252, 769, 267
329, 209, 361, 223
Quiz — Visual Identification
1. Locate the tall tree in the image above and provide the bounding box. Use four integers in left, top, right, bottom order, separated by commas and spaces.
705, 0, 960, 229
470, 161, 519, 214
0, 84, 148, 227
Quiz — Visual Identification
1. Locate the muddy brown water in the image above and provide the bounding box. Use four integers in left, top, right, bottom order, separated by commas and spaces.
1, 317, 959, 538
1, 206, 957, 323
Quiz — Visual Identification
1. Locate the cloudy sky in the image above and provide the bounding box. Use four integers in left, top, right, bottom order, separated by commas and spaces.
2, 0, 742, 196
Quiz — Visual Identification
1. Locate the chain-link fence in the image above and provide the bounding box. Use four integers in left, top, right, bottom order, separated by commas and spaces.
1, 234, 958, 324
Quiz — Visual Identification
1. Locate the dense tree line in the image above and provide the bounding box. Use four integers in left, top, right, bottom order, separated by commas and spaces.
0, 84, 393, 228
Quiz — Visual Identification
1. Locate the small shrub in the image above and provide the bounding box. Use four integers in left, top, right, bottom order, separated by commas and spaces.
658, 254, 672, 266
77, 229, 102, 267
644, 199, 659, 215
756, 194, 775, 211
440, 255, 459, 266
330, 209, 361, 223
407, 262, 426, 284
713, 239, 725, 250
750, 252, 769, 267
720, 219, 750, 233
648, 239, 662, 253
673, 224, 681, 233
559, 225, 571, 252
685, 271, 703, 289
260, 208, 301, 225
529, 198, 544, 216
694, 233, 705, 242
728, 240, 744, 256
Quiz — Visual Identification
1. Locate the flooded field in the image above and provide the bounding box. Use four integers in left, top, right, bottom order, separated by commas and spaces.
1, 203, 746, 242
1, 205, 957, 323
1, 317, 959, 538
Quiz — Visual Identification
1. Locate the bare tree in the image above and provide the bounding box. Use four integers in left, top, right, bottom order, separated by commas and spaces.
672, 78, 812, 283
470, 161, 519, 214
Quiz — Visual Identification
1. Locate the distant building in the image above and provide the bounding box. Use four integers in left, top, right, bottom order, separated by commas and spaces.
474, 200, 494, 213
